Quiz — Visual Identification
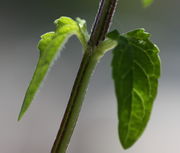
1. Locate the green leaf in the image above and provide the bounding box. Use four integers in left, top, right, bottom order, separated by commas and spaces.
142, 0, 154, 7
18, 16, 89, 121
111, 29, 160, 149
76, 17, 89, 47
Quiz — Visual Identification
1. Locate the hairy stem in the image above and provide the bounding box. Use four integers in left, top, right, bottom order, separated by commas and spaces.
51, 49, 97, 153
51, 0, 118, 153
89, 0, 118, 47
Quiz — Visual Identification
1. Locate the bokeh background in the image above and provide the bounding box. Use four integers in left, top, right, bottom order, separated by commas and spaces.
0, 0, 180, 153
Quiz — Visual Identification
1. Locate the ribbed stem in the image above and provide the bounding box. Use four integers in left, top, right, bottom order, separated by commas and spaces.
89, 0, 118, 47
51, 49, 98, 153
51, 0, 118, 152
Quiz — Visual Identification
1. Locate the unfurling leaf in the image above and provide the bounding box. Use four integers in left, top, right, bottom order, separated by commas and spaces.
18, 17, 89, 120
111, 29, 160, 149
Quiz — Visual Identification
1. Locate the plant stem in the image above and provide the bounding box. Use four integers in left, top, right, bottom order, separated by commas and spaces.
51, 0, 118, 153
51, 49, 97, 153
89, 0, 118, 47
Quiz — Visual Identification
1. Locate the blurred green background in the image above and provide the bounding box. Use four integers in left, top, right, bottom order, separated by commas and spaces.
0, 0, 180, 153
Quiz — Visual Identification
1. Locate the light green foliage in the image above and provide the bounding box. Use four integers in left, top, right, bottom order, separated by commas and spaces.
111, 29, 160, 149
17, 0, 161, 152
76, 17, 89, 48
142, 0, 154, 7
18, 17, 89, 120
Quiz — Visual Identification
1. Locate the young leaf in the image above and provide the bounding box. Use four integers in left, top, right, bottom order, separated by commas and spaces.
111, 29, 160, 149
142, 0, 154, 7
18, 17, 89, 121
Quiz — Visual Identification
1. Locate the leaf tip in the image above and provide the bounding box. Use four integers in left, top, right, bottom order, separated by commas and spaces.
17, 109, 24, 121
18, 96, 32, 121
120, 134, 138, 150
121, 144, 130, 150
121, 140, 135, 150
